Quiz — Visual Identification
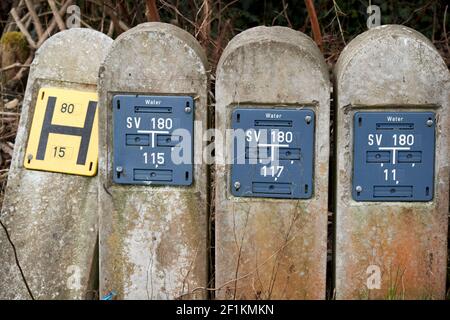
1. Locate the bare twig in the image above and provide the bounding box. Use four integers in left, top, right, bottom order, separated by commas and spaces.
281, 0, 293, 28
444, 5, 449, 54
232, 207, 249, 300
9, 8, 37, 49
180, 241, 201, 298
37, 0, 73, 47
145, 0, 160, 22
9, 55, 33, 83
1, 63, 31, 72
332, 0, 346, 45
212, 18, 231, 67
305, 0, 323, 49
24, 0, 43, 38
272, 0, 292, 28
160, 0, 197, 29
267, 205, 300, 299
100, 0, 129, 35
107, 20, 114, 37
78, 13, 94, 29
183, 235, 298, 296
47, 0, 66, 31
23, 12, 32, 30
197, 0, 211, 47
0, 112, 20, 116
402, 0, 436, 25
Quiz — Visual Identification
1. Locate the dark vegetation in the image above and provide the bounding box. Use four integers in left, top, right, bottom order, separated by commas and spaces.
0, 0, 449, 299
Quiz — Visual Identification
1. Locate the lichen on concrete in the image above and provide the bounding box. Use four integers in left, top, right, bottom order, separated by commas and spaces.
334, 25, 449, 299
215, 26, 330, 299
98, 22, 209, 300
0, 28, 112, 299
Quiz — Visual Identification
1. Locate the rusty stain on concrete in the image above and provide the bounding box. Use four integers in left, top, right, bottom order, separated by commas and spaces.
215, 26, 330, 299
98, 22, 209, 300
334, 25, 449, 299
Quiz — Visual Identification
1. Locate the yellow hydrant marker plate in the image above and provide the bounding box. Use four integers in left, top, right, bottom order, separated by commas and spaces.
24, 87, 98, 176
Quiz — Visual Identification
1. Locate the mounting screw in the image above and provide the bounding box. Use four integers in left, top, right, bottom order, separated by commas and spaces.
426, 119, 433, 127
27, 154, 33, 161
355, 185, 362, 192
234, 181, 241, 190
116, 166, 123, 173
305, 115, 312, 124
185, 106, 192, 113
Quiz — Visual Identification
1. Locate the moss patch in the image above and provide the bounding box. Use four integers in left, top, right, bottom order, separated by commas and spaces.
1, 31, 30, 61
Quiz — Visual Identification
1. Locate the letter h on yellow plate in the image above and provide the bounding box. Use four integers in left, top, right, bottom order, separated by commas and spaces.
24, 87, 98, 176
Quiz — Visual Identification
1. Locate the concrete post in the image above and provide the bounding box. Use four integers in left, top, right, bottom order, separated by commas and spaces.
98, 22, 209, 300
0, 29, 112, 299
334, 25, 449, 299
215, 26, 330, 299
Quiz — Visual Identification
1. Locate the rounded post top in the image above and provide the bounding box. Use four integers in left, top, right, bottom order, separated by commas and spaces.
334, 24, 449, 107
335, 24, 449, 83
32, 28, 112, 84
217, 26, 328, 82
215, 26, 330, 106
106, 22, 208, 71
34, 27, 113, 64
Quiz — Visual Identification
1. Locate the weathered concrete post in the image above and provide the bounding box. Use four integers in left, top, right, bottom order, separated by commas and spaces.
215, 26, 330, 299
98, 22, 209, 299
334, 25, 449, 299
0, 29, 112, 299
